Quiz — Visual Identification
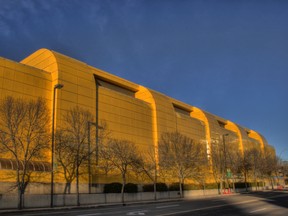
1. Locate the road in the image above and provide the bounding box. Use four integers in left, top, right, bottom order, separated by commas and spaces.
2, 191, 288, 216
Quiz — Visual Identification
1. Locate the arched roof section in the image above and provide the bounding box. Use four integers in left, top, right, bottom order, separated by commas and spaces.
257, 132, 269, 146
21, 48, 59, 82
190, 107, 211, 145
135, 86, 159, 152
21, 49, 97, 126
236, 125, 261, 151
144, 89, 177, 134
248, 130, 265, 152
225, 121, 244, 155
200, 111, 224, 139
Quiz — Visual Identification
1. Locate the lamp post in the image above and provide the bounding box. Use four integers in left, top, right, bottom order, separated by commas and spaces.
87, 121, 103, 193
87, 121, 96, 194
223, 134, 229, 170
222, 133, 229, 193
50, 83, 63, 208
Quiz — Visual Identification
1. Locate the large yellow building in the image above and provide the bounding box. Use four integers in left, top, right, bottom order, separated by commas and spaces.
0, 48, 275, 186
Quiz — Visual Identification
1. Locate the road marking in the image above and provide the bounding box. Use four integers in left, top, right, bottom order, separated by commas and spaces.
156, 205, 179, 209
21, 211, 88, 216
126, 211, 147, 215
78, 210, 127, 216
78, 213, 102, 216
156, 199, 259, 216
249, 208, 267, 213
78, 209, 149, 216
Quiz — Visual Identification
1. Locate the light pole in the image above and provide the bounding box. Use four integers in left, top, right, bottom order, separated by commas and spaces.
87, 121, 96, 194
50, 83, 63, 208
87, 121, 103, 193
222, 133, 229, 193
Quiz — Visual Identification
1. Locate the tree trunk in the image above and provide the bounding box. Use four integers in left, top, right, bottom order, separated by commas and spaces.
18, 183, 26, 210
153, 181, 157, 201
121, 174, 126, 205
18, 188, 23, 210
153, 170, 157, 201
63, 182, 71, 206
232, 178, 236, 193
17, 168, 22, 210
270, 177, 274, 190
220, 178, 223, 195
64, 182, 71, 194
244, 171, 248, 192
179, 179, 183, 198
76, 165, 80, 206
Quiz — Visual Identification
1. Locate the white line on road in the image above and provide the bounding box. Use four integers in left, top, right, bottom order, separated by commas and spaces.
77, 213, 102, 216
77, 210, 125, 216
156, 199, 259, 216
156, 205, 179, 209
126, 210, 148, 215
249, 208, 267, 213
78, 209, 148, 216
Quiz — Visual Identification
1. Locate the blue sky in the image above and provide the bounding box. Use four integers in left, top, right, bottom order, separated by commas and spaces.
0, 0, 287, 159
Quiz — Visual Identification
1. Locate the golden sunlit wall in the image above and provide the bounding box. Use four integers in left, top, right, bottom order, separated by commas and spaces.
0, 56, 52, 163
0, 56, 51, 101
0, 49, 273, 184
97, 80, 154, 150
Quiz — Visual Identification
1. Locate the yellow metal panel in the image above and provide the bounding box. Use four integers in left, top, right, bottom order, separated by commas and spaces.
60, 71, 78, 84
77, 86, 93, 98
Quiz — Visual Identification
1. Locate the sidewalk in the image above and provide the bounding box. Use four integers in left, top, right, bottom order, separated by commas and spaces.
0, 198, 183, 215
2, 190, 280, 214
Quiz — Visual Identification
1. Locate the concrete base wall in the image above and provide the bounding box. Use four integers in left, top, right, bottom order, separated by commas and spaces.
0, 184, 277, 210
0, 191, 181, 210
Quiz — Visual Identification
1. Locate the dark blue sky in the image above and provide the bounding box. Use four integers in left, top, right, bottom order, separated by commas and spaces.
0, 0, 287, 159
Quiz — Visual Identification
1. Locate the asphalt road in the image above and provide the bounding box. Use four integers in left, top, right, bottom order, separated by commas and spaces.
2, 191, 288, 216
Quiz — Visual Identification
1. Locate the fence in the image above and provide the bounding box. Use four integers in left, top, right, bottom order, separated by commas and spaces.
0, 191, 181, 209
0, 182, 275, 210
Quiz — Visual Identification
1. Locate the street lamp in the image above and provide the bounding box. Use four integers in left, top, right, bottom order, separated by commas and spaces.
87, 121, 103, 194
87, 121, 96, 194
51, 83, 63, 208
222, 134, 229, 168
222, 133, 229, 193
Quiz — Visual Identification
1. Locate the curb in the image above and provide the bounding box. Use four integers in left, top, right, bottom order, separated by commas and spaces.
0, 198, 183, 214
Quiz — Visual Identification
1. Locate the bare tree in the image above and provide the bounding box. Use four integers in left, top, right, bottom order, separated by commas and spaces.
225, 142, 242, 192
55, 106, 93, 206
99, 138, 141, 205
158, 131, 206, 198
210, 138, 225, 193
55, 131, 76, 194
229, 152, 242, 191
248, 148, 263, 190
236, 148, 266, 191
0, 96, 50, 209
210, 135, 239, 194
259, 148, 277, 189
277, 158, 288, 186
134, 147, 158, 200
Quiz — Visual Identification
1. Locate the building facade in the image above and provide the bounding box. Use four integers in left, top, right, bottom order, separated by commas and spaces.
0, 48, 275, 187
